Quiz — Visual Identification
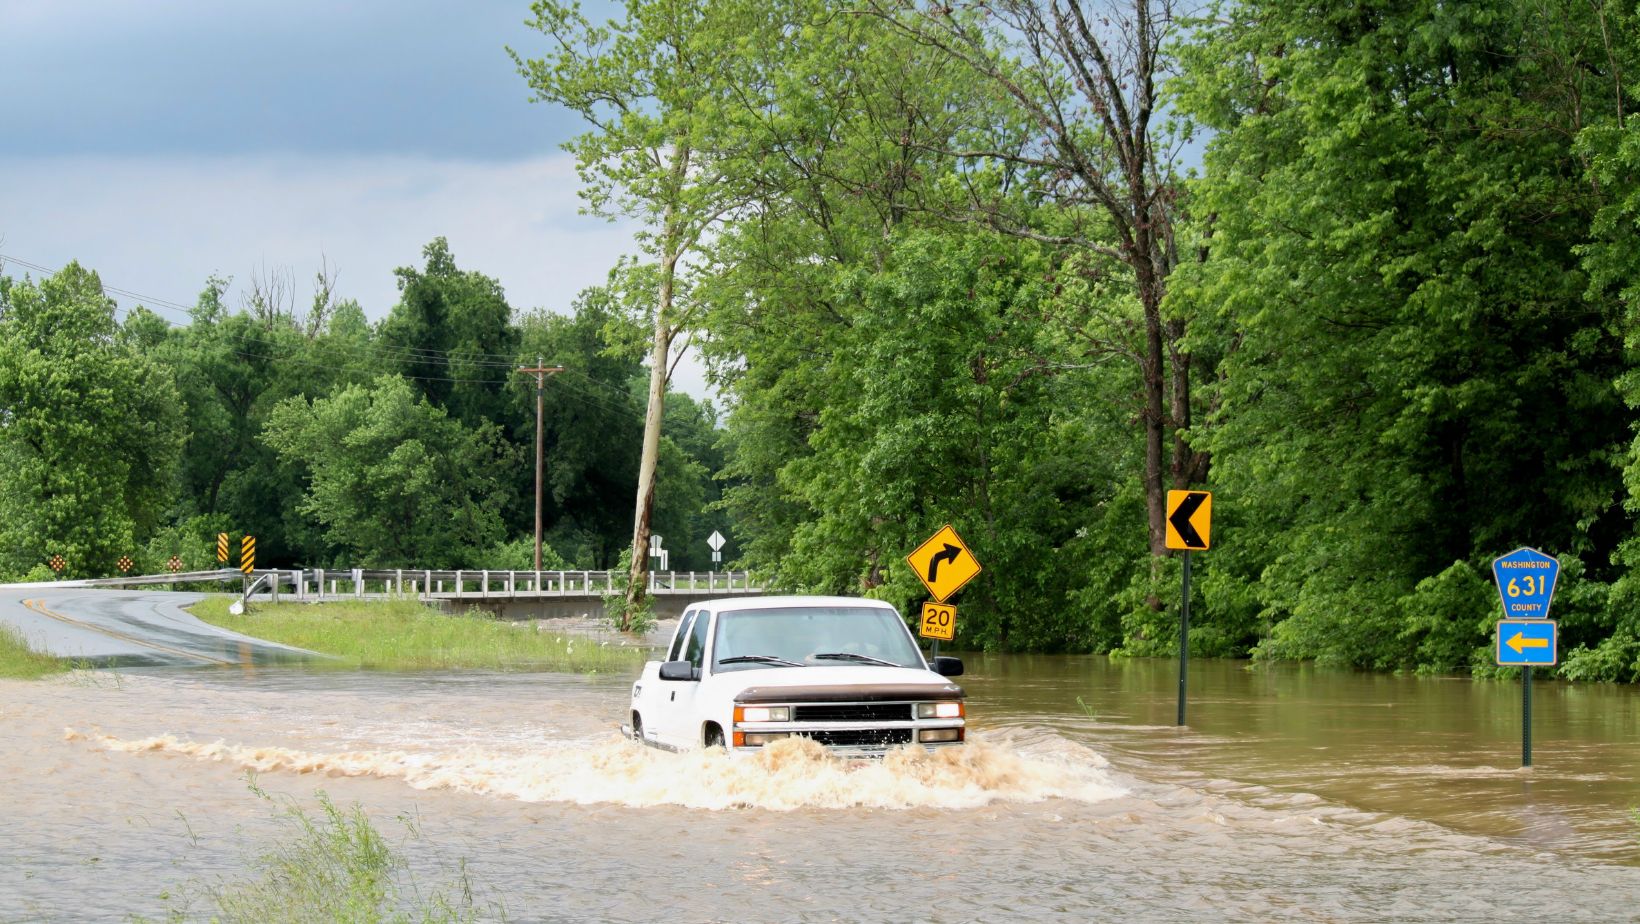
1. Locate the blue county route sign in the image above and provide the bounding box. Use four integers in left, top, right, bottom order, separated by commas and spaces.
1496, 619, 1557, 667
1490, 547, 1559, 620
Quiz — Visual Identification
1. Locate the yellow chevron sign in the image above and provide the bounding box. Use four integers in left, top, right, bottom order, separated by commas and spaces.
240, 535, 256, 575
217, 532, 229, 563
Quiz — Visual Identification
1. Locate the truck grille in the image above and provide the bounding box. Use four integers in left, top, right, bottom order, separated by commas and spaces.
794, 703, 912, 723
798, 728, 913, 748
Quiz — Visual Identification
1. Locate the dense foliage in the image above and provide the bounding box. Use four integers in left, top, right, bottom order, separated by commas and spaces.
0, 240, 728, 580
2, 0, 1636, 680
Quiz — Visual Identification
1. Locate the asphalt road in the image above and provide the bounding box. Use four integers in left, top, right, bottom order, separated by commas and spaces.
0, 588, 318, 667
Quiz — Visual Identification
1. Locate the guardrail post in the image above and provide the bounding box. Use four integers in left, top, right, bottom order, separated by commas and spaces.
424, 571, 432, 598
395, 569, 403, 597
316, 568, 326, 600
455, 570, 464, 598
353, 568, 364, 598
482, 570, 490, 599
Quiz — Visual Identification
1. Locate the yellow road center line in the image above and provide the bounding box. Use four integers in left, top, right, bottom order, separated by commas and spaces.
20, 598, 235, 666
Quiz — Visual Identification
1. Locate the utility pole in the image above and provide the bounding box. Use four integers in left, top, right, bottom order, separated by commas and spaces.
517, 357, 565, 571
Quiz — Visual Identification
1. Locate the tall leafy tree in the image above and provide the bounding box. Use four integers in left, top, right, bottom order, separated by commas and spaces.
378, 238, 522, 433
1174, 0, 1634, 669
263, 375, 517, 568
0, 264, 183, 578
513, 0, 752, 612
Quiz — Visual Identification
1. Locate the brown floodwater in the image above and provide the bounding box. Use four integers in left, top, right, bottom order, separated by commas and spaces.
2, 653, 1638, 922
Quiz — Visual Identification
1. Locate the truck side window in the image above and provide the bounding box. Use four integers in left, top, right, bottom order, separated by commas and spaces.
683, 611, 711, 670
669, 610, 696, 662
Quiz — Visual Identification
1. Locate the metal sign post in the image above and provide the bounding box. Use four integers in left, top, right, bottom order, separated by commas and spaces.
1178, 551, 1191, 726
1165, 490, 1212, 726
1491, 548, 1560, 768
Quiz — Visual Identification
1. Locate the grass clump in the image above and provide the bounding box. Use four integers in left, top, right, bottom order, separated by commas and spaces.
147, 780, 496, 923
191, 596, 644, 673
0, 623, 67, 679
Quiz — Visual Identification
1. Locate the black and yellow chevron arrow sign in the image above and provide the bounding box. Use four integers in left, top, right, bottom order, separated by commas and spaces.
217, 532, 229, 563
240, 535, 256, 575
1165, 490, 1213, 551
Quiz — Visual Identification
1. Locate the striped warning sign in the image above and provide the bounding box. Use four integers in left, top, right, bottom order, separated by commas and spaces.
240, 535, 255, 575
117, 556, 134, 574
217, 532, 229, 563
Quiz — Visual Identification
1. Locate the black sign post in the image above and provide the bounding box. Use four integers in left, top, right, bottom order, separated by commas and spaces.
1165, 490, 1213, 727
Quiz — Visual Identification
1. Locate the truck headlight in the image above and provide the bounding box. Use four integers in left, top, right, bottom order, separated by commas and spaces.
919, 728, 964, 743
916, 702, 964, 719
739, 732, 791, 747
734, 705, 790, 723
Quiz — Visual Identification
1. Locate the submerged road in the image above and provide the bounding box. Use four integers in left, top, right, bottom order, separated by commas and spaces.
0, 588, 318, 667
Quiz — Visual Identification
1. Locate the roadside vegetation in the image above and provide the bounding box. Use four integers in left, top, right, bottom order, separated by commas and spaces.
0, 624, 66, 679
190, 597, 645, 673
143, 780, 498, 923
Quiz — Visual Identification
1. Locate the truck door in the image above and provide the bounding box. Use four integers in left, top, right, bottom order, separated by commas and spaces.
658, 608, 712, 749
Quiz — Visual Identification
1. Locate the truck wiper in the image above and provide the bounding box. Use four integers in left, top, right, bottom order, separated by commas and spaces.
812, 652, 900, 668
717, 655, 804, 667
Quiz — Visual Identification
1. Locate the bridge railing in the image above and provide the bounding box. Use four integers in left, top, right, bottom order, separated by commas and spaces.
284, 568, 762, 602
19, 568, 764, 602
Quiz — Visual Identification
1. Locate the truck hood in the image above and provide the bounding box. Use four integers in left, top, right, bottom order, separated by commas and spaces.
706, 664, 964, 703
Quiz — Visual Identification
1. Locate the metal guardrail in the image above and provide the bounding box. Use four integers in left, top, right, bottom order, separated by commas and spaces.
286, 568, 762, 602
12, 568, 765, 603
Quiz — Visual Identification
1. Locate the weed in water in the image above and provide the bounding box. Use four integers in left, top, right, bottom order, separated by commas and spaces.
1074, 696, 1099, 720
144, 781, 497, 923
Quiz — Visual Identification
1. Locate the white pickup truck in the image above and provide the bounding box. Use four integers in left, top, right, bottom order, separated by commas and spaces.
626, 595, 967, 756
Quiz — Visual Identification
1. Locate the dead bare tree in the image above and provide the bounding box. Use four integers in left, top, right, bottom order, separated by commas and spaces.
862, 0, 1204, 557
242, 263, 296, 329
306, 256, 339, 339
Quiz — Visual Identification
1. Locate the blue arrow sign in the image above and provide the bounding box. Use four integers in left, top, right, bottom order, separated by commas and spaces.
1491, 548, 1560, 620
1496, 619, 1557, 667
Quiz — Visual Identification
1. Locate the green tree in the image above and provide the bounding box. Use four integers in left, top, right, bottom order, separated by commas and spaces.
263, 376, 517, 568
513, 0, 754, 613
1175, 0, 1634, 669
378, 238, 522, 433
0, 263, 183, 578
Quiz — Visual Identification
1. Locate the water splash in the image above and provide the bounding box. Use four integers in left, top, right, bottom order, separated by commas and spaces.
69, 728, 1124, 811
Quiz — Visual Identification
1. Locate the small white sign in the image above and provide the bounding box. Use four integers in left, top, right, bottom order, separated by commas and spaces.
649, 534, 663, 553
707, 530, 726, 551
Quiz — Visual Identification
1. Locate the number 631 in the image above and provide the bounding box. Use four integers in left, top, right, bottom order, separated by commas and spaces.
1506, 576, 1544, 597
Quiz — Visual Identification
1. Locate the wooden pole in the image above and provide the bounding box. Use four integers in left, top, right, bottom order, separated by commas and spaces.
517, 357, 564, 571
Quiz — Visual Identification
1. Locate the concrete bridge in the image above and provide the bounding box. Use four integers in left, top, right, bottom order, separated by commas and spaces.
19, 568, 768, 620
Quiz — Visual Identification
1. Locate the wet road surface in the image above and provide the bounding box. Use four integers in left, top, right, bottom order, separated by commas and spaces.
0, 588, 318, 667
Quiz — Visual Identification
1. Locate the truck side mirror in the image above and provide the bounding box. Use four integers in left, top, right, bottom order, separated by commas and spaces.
659, 660, 698, 681
932, 656, 963, 677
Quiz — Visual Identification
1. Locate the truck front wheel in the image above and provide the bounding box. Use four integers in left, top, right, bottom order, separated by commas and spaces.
704, 724, 725, 749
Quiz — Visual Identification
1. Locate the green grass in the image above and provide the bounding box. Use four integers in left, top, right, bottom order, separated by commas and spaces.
141, 780, 498, 923
0, 623, 68, 679
189, 596, 645, 673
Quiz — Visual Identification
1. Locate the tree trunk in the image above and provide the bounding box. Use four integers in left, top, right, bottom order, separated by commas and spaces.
626, 252, 679, 616
1140, 277, 1169, 558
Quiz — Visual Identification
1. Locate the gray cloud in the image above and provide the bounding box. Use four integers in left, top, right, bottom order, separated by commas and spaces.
1, 0, 595, 159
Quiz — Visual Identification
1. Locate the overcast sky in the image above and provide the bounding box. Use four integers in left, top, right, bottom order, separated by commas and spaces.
0, 0, 706, 390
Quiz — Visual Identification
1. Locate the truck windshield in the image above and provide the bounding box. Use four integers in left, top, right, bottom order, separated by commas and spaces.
712, 606, 924, 673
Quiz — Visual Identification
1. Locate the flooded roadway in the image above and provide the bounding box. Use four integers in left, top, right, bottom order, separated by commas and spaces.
4, 647, 1640, 922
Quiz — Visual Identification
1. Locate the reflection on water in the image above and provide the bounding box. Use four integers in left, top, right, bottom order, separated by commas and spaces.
4, 657, 1640, 922
962, 653, 1640, 861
